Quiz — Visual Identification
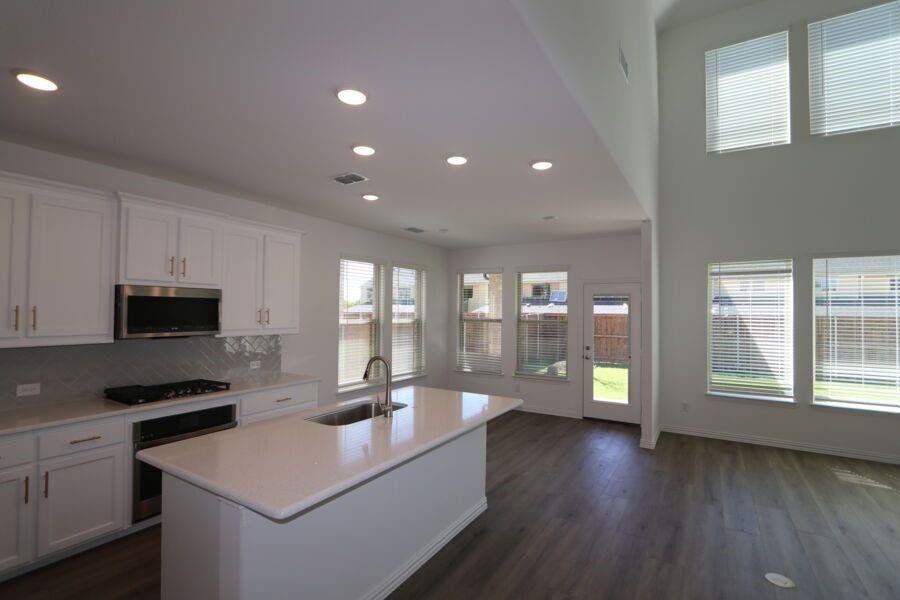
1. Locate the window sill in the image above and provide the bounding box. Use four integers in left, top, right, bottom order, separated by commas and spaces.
514, 373, 570, 383
455, 369, 504, 377
392, 373, 427, 384
707, 391, 795, 404
812, 400, 900, 416
336, 380, 385, 396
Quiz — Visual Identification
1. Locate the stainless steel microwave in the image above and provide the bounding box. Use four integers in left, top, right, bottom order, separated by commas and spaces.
114, 285, 221, 339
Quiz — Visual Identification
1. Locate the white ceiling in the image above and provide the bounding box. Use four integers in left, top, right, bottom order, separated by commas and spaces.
0, 0, 647, 248
654, 0, 765, 32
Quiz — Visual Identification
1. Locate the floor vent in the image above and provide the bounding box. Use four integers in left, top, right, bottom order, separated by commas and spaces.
333, 172, 368, 185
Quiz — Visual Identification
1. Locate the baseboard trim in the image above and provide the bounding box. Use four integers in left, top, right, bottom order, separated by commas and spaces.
640, 428, 660, 450
661, 425, 900, 465
516, 405, 581, 419
0, 517, 160, 583
363, 497, 488, 600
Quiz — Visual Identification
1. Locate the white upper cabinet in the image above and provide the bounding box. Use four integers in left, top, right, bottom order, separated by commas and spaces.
119, 195, 223, 288
0, 184, 27, 340
122, 204, 178, 283
222, 225, 300, 336
263, 232, 301, 332
27, 190, 114, 339
222, 226, 265, 333
178, 216, 223, 286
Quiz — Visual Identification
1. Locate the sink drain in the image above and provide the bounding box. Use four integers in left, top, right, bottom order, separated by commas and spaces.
765, 572, 796, 589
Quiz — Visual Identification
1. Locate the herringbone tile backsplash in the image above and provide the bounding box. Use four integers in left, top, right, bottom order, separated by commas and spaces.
0, 336, 281, 407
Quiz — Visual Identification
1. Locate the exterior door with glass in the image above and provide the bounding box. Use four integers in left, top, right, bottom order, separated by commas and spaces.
582, 283, 641, 423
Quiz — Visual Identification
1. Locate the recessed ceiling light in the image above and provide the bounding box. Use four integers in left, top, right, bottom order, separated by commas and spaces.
12, 69, 58, 92
531, 161, 553, 171
446, 156, 468, 166
362, 194, 379, 202
353, 145, 375, 157
337, 89, 367, 106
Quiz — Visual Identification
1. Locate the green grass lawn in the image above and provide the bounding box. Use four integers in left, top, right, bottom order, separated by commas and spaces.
593, 365, 628, 403
709, 373, 899, 406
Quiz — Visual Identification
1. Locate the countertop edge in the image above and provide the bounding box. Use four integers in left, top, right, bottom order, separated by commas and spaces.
138, 396, 523, 521
0, 373, 321, 437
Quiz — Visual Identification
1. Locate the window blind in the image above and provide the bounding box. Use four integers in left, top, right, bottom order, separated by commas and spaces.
517, 271, 568, 378
338, 258, 382, 389
457, 271, 503, 374
809, 1, 900, 136
708, 259, 793, 398
814, 255, 900, 409
705, 31, 791, 153
392, 265, 426, 379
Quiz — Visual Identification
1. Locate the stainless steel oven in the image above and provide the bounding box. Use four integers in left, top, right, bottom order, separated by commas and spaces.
115, 285, 221, 339
132, 404, 236, 522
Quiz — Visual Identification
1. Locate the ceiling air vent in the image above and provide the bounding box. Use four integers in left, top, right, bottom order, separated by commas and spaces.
404, 227, 425, 234
333, 172, 368, 185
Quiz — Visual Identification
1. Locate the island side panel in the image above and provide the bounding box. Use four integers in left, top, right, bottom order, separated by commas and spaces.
233, 425, 488, 600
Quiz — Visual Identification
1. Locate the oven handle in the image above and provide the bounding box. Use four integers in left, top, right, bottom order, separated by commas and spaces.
134, 421, 236, 451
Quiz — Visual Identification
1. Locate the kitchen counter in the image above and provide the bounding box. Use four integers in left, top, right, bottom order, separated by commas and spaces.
138, 386, 522, 520
0, 372, 319, 436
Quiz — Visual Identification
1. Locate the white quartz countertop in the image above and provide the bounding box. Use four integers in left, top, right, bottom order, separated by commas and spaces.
0, 372, 319, 436
137, 386, 523, 521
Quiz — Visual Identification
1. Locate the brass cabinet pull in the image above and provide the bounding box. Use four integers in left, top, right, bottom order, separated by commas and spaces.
169, 256, 175, 276
274, 397, 292, 403
31, 306, 37, 330
265, 308, 271, 325
13, 305, 19, 331
43, 471, 49, 499
24, 475, 29, 504
181, 257, 187, 277
69, 435, 102, 445
257, 308, 262, 324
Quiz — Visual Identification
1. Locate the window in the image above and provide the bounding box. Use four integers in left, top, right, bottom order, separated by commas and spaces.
338, 258, 383, 390
814, 255, 900, 409
705, 31, 791, 153
457, 271, 503, 374
392, 265, 426, 379
809, 1, 900, 136
708, 259, 793, 399
517, 271, 568, 378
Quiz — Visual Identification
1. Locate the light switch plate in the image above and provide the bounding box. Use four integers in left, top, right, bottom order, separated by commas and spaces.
17, 382, 41, 397
249, 361, 261, 370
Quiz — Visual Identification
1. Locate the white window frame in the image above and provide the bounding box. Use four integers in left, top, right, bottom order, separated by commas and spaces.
456, 269, 503, 376
391, 263, 427, 381
707, 259, 795, 402
515, 267, 569, 381
337, 255, 385, 393
808, 0, 900, 137
812, 253, 900, 414
705, 30, 792, 154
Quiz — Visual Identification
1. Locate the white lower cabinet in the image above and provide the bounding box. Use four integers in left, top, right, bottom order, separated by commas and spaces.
0, 465, 36, 571
239, 382, 318, 425
37, 445, 124, 557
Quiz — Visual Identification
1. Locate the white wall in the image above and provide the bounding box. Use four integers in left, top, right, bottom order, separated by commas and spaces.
0, 140, 449, 404
658, 0, 900, 462
446, 234, 643, 419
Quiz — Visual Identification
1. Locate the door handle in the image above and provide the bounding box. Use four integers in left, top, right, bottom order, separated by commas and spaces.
181, 257, 187, 278
24, 475, 29, 504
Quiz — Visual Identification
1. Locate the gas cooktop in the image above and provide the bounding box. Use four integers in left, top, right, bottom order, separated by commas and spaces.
104, 379, 231, 405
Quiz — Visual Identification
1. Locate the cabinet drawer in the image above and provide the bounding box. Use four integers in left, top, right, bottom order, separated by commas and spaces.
39, 417, 125, 459
241, 383, 317, 416
0, 434, 36, 469
240, 403, 313, 425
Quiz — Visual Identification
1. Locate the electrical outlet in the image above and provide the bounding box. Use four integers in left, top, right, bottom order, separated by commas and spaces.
17, 382, 41, 397
249, 361, 261, 370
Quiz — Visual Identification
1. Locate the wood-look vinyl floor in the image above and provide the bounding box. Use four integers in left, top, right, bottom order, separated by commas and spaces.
3, 410, 899, 600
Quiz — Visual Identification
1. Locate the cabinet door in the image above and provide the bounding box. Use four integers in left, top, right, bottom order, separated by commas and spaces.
27, 191, 113, 339
123, 204, 178, 283
0, 465, 35, 572
38, 446, 123, 557
0, 185, 27, 340
178, 216, 223, 286
262, 233, 300, 331
222, 226, 264, 333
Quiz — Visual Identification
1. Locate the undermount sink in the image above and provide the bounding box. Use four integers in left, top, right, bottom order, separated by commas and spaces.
305, 402, 408, 426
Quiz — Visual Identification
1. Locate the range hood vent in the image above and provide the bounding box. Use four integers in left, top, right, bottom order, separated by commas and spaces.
333, 172, 368, 185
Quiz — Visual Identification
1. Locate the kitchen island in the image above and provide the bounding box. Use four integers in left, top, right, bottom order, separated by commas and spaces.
137, 386, 522, 600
